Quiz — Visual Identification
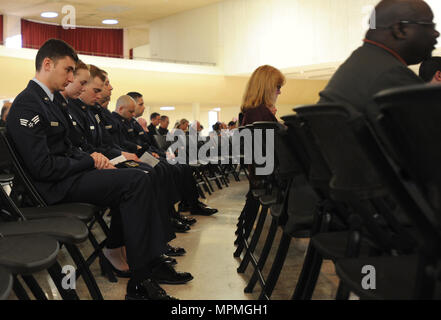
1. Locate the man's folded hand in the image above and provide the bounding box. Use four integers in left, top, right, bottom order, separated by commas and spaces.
90, 152, 111, 170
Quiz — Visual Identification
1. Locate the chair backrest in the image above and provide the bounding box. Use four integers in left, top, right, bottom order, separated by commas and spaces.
252, 121, 303, 178
0, 128, 46, 206
282, 113, 332, 191
374, 84, 441, 216
294, 104, 430, 253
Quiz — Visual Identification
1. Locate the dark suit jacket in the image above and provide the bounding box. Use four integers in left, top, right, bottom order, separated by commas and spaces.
6, 81, 94, 204
318, 42, 423, 118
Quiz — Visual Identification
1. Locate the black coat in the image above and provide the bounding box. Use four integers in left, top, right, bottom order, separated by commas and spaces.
318, 42, 423, 118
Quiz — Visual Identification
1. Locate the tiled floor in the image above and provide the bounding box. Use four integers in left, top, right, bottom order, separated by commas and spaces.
9, 176, 339, 300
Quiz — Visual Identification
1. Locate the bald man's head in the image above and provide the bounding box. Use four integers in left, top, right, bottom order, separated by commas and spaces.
366, 0, 439, 65
373, 0, 430, 28
116, 95, 136, 120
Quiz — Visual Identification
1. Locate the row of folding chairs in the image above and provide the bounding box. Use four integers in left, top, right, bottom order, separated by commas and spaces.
235, 83, 441, 300
152, 133, 249, 198
0, 127, 114, 300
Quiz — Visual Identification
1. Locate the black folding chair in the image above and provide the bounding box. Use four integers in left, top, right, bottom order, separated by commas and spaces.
0, 128, 105, 299
294, 103, 439, 299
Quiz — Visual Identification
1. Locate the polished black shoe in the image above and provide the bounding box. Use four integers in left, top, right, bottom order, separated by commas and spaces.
125, 278, 178, 300
166, 244, 186, 257
160, 254, 177, 266
151, 262, 193, 285
190, 204, 218, 216
171, 218, 191, 233
176, 213, 197, 225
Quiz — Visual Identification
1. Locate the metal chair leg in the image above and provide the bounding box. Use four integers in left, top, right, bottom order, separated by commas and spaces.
244, 218, 278, 293
47, 261, 80, 300
258, 232, 291, 300
237, 206, 268, 273
12, 275, 31, 300
65, 243, 103, 300
21, 275, 48, 300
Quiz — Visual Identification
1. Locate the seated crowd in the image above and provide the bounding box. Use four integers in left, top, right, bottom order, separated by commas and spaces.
0, 38, 249, 300
2, 0, 441, 301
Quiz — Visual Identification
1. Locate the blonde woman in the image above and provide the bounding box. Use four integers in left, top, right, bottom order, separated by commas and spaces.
241, 65, 285, 125
239, 65, 285, 217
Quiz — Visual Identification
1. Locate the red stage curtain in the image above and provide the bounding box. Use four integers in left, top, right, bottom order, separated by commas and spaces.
0, 16, 3, 45
21, 19, 123, 58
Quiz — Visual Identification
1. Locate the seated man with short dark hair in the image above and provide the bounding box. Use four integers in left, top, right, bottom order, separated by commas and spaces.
158, 115, 170, 136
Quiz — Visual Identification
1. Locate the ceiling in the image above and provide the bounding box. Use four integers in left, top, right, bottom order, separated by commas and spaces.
0, 0, 223, 28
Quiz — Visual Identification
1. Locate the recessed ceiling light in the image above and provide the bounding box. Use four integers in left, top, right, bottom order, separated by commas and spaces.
102, 19, 119, 25
41, 12, 58, 18
160, 106, 175, 111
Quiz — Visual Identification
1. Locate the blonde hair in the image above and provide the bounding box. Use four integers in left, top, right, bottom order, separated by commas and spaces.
241, 65, 286, 112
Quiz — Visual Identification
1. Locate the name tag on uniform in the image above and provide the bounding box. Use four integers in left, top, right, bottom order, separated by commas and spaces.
50, 122, 59, 127
128, 128, 134, 133
139, 131, 144, 135
95, 114, 101, 124
105, 125, 112, 129
90, 126, 95, 130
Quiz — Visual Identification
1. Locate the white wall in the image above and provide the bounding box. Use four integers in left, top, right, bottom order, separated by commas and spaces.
133, 44, 151, 60
148, 0, 385, 74
219, 0, 384, 74
148, 0, 441, 77
149, 4, 219, 64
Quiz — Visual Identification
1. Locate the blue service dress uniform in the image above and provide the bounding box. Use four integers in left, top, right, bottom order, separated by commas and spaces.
6, 80, 172, 276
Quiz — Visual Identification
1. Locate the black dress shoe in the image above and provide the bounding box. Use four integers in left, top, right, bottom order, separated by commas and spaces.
151, 262, 193, 285
190, 204, 218, 216
171, 218, 191, 233
160, 254, 177, 266
126, 278, 178, 300
166, 244, 186, 257
176, 213, 197, 225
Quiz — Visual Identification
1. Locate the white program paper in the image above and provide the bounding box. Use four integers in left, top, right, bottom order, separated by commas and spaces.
140, 152, 160, 168
110, 155, 127, 166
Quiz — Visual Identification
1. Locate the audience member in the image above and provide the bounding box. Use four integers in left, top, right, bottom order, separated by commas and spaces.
158, 115, 170, 135
241, 65, 285, 126
318, 0, 439, 119
148, 112, 161, 136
